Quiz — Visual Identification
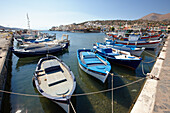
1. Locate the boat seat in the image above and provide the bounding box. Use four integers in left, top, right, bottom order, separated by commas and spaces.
82, 52, 96, 59
84, 60, 102, 65
45, 66, 63, 74
46, 72, 70, 95
37, 74, 45, 77
35, 70, 43, 73
107, 53, 119, 56
43, 60, 60, 69
46, 71, 67, 85
48, 79, 67, 87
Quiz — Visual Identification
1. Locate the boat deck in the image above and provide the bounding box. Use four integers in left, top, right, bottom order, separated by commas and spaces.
36, 59, 73, 97
80, 51, 109, 73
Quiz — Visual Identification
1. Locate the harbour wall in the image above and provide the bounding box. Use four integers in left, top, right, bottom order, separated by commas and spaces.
130, 34, 169, 113
0, 33, 13, 111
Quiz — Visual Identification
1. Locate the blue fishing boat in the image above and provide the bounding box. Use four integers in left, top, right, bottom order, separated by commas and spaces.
97, 40, 145, 56
77, 48, 111, 83
93, 46, 142, 70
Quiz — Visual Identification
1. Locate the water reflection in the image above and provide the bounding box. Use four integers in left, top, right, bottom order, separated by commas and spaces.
15, 49, 69, 70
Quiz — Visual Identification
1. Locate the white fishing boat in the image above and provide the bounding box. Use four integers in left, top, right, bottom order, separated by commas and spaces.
33, 55, 76, 112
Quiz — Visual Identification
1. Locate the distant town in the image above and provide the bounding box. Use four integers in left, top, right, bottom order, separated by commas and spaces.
49, 19, 170, 33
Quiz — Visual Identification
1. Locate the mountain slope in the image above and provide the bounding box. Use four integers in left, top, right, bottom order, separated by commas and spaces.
0, 25, 21, 30
141, 13, 170, 21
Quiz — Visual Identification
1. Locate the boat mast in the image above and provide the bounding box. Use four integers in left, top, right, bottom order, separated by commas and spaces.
27, 13, 31, 34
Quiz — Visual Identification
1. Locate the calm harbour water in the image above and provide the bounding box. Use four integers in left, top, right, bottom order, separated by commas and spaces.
2, 31, 162, 113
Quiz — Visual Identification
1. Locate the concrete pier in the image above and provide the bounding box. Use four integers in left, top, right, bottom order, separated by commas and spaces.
153, 35, 170, 113
0, 33, 13, 110
131, 34, 170, 113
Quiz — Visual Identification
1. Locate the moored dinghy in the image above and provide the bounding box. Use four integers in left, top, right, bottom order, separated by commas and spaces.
33, 55, 76, 112
77, 48, 111, 83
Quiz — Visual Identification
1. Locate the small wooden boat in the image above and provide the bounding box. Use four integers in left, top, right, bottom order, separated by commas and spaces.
77, 48, 111, 83
93, 46, 142, 70
12, 42, 68, 58
33, 55, 76, 112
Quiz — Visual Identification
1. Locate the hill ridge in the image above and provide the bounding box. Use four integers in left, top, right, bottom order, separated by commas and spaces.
141, 13, 170, 21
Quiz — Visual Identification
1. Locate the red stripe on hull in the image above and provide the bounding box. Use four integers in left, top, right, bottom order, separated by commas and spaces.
116, 41, 160, 45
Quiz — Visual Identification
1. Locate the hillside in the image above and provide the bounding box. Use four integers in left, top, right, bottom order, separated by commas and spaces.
0, 25, 21, 30
141, 13, 170, 21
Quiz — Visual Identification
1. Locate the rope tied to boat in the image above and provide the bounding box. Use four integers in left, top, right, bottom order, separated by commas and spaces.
0, 77, 145, 97
143, 51, 156, 58
70, 101, 76, 113
141, 62, 147, 76
146, 73, 160, 80
142, 59, 156, 64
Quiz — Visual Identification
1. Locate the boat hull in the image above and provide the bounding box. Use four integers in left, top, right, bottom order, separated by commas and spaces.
111, 45, 144, 56
12, 43, 69, 57
94, 50, 142, 70
53, 99, 70, 113
78, 62, 109, 83
129, 49, 144, 56
115, 40, 161, 49
107, 58, 141, 69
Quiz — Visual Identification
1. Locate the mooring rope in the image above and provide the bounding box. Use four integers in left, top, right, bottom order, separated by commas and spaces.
143, 50, 156, 58
0, 89, 43, 97
142, 59, 156, 64
70, 101, 76, 113
71, 77, 145, 97
141, 62, 147, 76
0, 77, 145, 97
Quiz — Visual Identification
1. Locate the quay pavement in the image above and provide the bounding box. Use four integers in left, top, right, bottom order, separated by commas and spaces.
153, 35, 170, 113
131, 34, 170, 113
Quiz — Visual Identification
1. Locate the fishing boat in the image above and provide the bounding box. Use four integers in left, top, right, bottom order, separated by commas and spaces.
100, 40, 145, 56
106, 31, 162, 41
15, 33, 56, 44
33, 55, 76, 112
93, 46, 142, 70
77, 48, 111, 83
114, 38, 162, 49
12, 42, 68, 58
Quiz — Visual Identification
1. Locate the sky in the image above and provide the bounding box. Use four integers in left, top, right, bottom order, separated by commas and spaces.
0, 0, 170, 30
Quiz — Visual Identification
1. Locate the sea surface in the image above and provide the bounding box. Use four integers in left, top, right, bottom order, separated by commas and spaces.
2, 31, 163, 113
